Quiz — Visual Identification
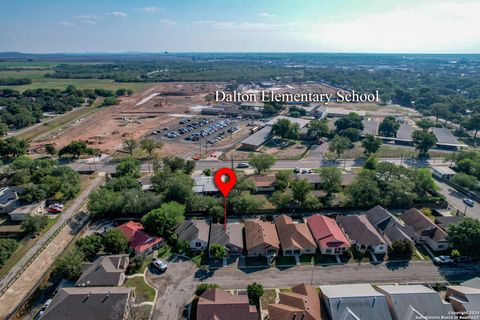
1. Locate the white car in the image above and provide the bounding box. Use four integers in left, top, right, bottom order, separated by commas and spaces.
463, 198, 474, 207
433, 255, 454, 265
151, 258, 167, 272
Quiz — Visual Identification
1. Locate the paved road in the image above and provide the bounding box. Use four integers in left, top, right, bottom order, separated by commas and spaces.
147, 258, 480, 320
0, 174, 105, 319
435, 180, 480, 220
70, 156, 450, 173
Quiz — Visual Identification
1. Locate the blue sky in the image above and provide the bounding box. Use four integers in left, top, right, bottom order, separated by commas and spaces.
1, 0, 479, 53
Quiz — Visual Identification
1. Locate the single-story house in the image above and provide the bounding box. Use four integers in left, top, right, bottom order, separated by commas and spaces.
75, 255, 129, 287
244, 219, 280, 258
138, 175, 153, 191
365, 206, 416, 246
197, 288, 258, 320
9, 201, 45, 222
320, 283, 392, 320
193, 176, 219, 195
400, 208, 450, 251
249, 175, 275, 193
209, 223, 244, 256
446, 285, 480, 314
307, 214, 350, 255
294, 174, 322, 190
40, 287, 135, 320
116, 221, 164, 255
337, 215, 388, 254
175, 219, 210, 252
377, 284, 453, 320
268, 284, 321, 320
431, 166, 457, 180
274, 215, 316, 256
0, 187, 20, 213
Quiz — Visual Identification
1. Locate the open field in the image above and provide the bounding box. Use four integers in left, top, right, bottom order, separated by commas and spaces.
0, 69, 152, 92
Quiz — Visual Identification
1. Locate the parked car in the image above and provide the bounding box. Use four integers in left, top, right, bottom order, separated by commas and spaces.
454, 256, 476, 264
237, 162, 249, 168
151, 258, 168, 272
463, 198, 475, 207
294, 167, 300, 174
433, 255, 454, 265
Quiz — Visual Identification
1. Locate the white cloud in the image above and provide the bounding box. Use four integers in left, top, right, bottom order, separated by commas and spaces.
58, 21, 75, 27
193, 20, 295, 31
134, 6, 164, 13
74, 14, 101, 20
192, 20, 214, 24
160, 18, 177, 27
80, 20, 96, 25
107, 11, 127, 17
258, 12, 276, 18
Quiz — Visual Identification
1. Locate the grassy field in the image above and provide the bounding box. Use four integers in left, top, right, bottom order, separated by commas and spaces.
0, 69, 153, 92
125, 276, 156, 303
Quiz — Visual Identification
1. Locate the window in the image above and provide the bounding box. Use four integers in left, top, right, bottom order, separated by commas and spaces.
195, 242, 202, 247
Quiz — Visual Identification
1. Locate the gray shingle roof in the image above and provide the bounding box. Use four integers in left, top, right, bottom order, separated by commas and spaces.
175, 220, 210, 243
0, 187, 18, 207
75, 255, 129, 287
41, 287, 133, 320
337, 215, 387, 247
365, 206, 416, 245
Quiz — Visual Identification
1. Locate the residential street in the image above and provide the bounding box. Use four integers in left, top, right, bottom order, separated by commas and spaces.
0, 174, 105, 319
435, 179, 480, 220
147, 258, 480, 320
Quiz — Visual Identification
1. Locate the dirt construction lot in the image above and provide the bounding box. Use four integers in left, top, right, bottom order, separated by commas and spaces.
34, 82, 225, 155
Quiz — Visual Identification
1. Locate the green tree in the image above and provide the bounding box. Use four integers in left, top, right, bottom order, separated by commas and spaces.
53, 249, 85, 281
249, 153, 276, 175
335, 112, 364, 131
270, 190, 294, 210
58, 140, 91, 159
291, 178, 312, 202
123, 139, 137, 157
448, 218, 480, 257
307, 119, 329, 143
0, 137, 29, 158
195, 283, 219, 296
247, 282, 264, 306
361, 134, 382, 156
346, 170, 381, 207
329, 135, 350, 160
228, 193, 264, 214
45, 144, 56, 157
412, 130, 437, 157
140, 139, 162, 172
141, 202, 185, 241
274, 170, 292, 191
209, 244, 227, 259
116, 156, 140, 178
378, 116, 400, 137
271, 118, 300, 140
416, 119, 435, 131
319, 167, 342, 196
21, 215, 48, 236
75, 234, 103, 261
104, 229, 129, 254
451, 173, 478, 190
163, 174, 194, 204
0, 121, 9, 137
363, 155, 378, 170
388, 240, 413, 259
412, 168, 438, 196
209, 205, 224, 222
430, 103, 449, 122
233, 174, 256, 195
302, 193, 322, 210
0, 239, 19, 267
463, 113, 480, 141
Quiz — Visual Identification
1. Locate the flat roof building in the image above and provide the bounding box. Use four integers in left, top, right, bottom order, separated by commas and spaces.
240, 126, 272, 151
432, 127, 467, 150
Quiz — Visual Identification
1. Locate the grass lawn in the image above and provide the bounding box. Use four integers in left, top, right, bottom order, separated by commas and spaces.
279, 288, 292, 293
157, 245, 172, 258
190, 251, 209, 267
125, 276, 156, 303
0, 69, 153, 92
260, 289, 277, 310
275, 256, 296, 266
245, 256, 268, 267
139, 255, 154, 273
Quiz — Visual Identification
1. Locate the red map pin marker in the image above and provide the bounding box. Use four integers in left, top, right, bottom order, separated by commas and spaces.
214, 168, 237, 230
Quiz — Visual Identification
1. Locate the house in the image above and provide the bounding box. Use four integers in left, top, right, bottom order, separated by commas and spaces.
116, 221, 164, 254
365, 206, 416, 246
175, 219, 210, 252
40, 287, 135, 320
197, 288, 258, 320
193, 176, 219, 194
75, 255, 129, 287
400, 208, 450, 251
9, 201, 45, 222
376, 284, 453, 320
294, 174, 322, 189
431, 166, 457, 180
244, 219, 280, 258
249, 175, 275, 193
0, 187, 19, 213
320, 283, 392, 320
268, 284, 321, 320
306, 214, 350, 255
435, 215, 463, 231
274, 215, 316, 256
138, 175, 153, 191
209, 223, 243, 256
445, 285, 480, 314
337, 215, 388, 254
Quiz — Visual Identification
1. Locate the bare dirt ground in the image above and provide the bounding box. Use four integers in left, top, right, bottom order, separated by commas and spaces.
35, 82, 225, 155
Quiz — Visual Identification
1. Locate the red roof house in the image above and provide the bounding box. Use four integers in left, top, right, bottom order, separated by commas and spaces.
116, 221, 164, 254
307, 214, 350, 255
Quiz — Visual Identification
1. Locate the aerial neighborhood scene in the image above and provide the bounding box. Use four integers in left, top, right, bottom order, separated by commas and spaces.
1, 0, 480, 319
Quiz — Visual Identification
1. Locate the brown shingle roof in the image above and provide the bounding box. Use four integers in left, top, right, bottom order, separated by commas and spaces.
268, 284, 322, 320
245, 220, 280, 252
274, 215, 316, 250
197, 288, 258, 320
337, 215, 387, 247
75, 255, 129, 287
400, 208, 448, 242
